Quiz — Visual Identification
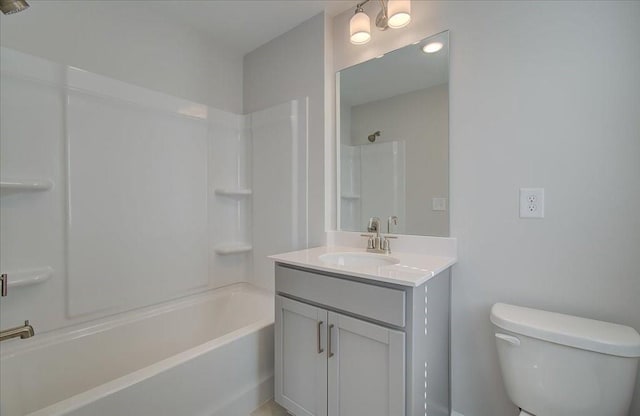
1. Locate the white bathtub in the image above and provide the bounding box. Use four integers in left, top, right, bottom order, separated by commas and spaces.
0, 283, 275, 416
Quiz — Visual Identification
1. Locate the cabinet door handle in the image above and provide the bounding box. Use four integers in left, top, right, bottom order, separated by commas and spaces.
328, 324, 335, 358
317, 321, 324, 354
1, 274, 7, 297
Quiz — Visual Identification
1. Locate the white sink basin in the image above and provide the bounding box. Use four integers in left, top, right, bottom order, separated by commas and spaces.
319, 252, 400, 267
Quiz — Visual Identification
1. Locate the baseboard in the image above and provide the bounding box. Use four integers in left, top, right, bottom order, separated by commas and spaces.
235, 386, 464, 416
211, 375, 274, 416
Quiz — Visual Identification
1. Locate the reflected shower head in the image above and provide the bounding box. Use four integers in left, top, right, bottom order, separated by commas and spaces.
0, 0, 29, 15
368, 131, 381, 142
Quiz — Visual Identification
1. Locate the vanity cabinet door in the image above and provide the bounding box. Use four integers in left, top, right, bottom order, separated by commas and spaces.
327, 312, 405, 416
275, 295, 328, 416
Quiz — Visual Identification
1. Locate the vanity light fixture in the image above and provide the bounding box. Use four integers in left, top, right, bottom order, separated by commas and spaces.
349, 0, 411, 45
0, 0, 29, 14
387, 0, 411, 28
350, 4, 371, 45
422, 41, 443, 54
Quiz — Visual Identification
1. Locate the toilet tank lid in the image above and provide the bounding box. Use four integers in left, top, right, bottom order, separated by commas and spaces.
490, 303, 640, 358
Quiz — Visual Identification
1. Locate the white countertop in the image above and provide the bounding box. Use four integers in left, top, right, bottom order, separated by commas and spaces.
269, 246, 457, 287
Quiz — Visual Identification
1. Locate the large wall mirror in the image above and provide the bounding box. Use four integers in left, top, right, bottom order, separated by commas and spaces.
337, 31, 449, 237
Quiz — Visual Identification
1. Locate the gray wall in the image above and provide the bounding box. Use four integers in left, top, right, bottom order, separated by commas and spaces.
0, 0, 243, 112
332, 2, 640, 415
244, 13, 326, 249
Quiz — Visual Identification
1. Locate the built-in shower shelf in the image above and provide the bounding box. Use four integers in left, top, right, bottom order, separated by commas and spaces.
214, 188, 252, 197
0, 179, 53, 193
214, 243, 253, 255
341, 193, 361, 200
3, 267, 53, 288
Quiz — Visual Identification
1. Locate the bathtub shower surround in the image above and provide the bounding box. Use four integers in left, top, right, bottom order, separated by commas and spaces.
0, 46, 309, 329
0, 47, 250, 330
1, 46, 310, 415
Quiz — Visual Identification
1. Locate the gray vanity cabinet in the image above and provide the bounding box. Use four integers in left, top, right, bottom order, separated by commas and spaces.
327, 311, 405, 416
275, 295, 405, 416
275, 296, 327, 416
274, 263, 451, 416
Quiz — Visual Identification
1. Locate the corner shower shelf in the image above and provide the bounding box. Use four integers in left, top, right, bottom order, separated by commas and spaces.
214, 188, 252, 198
0, 179, 53, 193
340, 193, 361, 200
3, 267, 53, 288
214, 243, 253, 255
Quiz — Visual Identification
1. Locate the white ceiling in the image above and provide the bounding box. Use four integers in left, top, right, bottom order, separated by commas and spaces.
131, 0, 353, 56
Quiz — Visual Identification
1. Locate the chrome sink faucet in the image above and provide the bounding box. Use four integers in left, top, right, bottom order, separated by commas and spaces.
367, 216, 381, 235
362, 217, 397, 254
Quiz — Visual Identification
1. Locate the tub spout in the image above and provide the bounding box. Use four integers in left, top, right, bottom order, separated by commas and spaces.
0, 320, 35, 342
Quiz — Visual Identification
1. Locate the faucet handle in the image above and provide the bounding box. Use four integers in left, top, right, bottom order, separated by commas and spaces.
381, 235, 397, 253
360, 234, 376, 250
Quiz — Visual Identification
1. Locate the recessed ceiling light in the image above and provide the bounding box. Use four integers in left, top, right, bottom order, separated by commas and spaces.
422, 42, 444, 54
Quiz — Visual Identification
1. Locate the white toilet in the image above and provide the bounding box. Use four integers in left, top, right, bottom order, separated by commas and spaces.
491, 303, 640, 416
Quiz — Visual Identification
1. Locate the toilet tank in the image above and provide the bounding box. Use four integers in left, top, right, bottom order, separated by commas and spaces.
491, 303, 640, 416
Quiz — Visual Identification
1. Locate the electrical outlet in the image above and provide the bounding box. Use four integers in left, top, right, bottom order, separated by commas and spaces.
520, 188, 544, 218
432, 197, 447, 211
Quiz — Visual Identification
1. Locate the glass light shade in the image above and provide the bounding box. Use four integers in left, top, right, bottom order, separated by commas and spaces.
350, 11, 371, 45
387, 0, 411, 29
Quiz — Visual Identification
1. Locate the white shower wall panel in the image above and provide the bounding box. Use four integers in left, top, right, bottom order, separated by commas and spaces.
66, 72, 209, 317
0, 48, 67, 332
251, 99, 308, 291
210, 111, 251, 189
209, 110, 252, 286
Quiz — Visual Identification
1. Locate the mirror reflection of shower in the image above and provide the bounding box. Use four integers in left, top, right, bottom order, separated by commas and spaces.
368, 130, 381, 142
0, 0, 29, 15
340, 140, 406, 234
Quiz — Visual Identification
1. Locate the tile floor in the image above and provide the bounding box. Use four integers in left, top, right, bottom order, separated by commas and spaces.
250, 400, 290, 416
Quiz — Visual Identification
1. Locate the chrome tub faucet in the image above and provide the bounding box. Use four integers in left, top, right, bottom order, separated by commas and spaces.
0, 320, 35, 342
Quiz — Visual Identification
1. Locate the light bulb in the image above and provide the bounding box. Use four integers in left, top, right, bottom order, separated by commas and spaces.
422, 42, 443, 53
350, 10, 371, 45
387, 0, 411, 29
